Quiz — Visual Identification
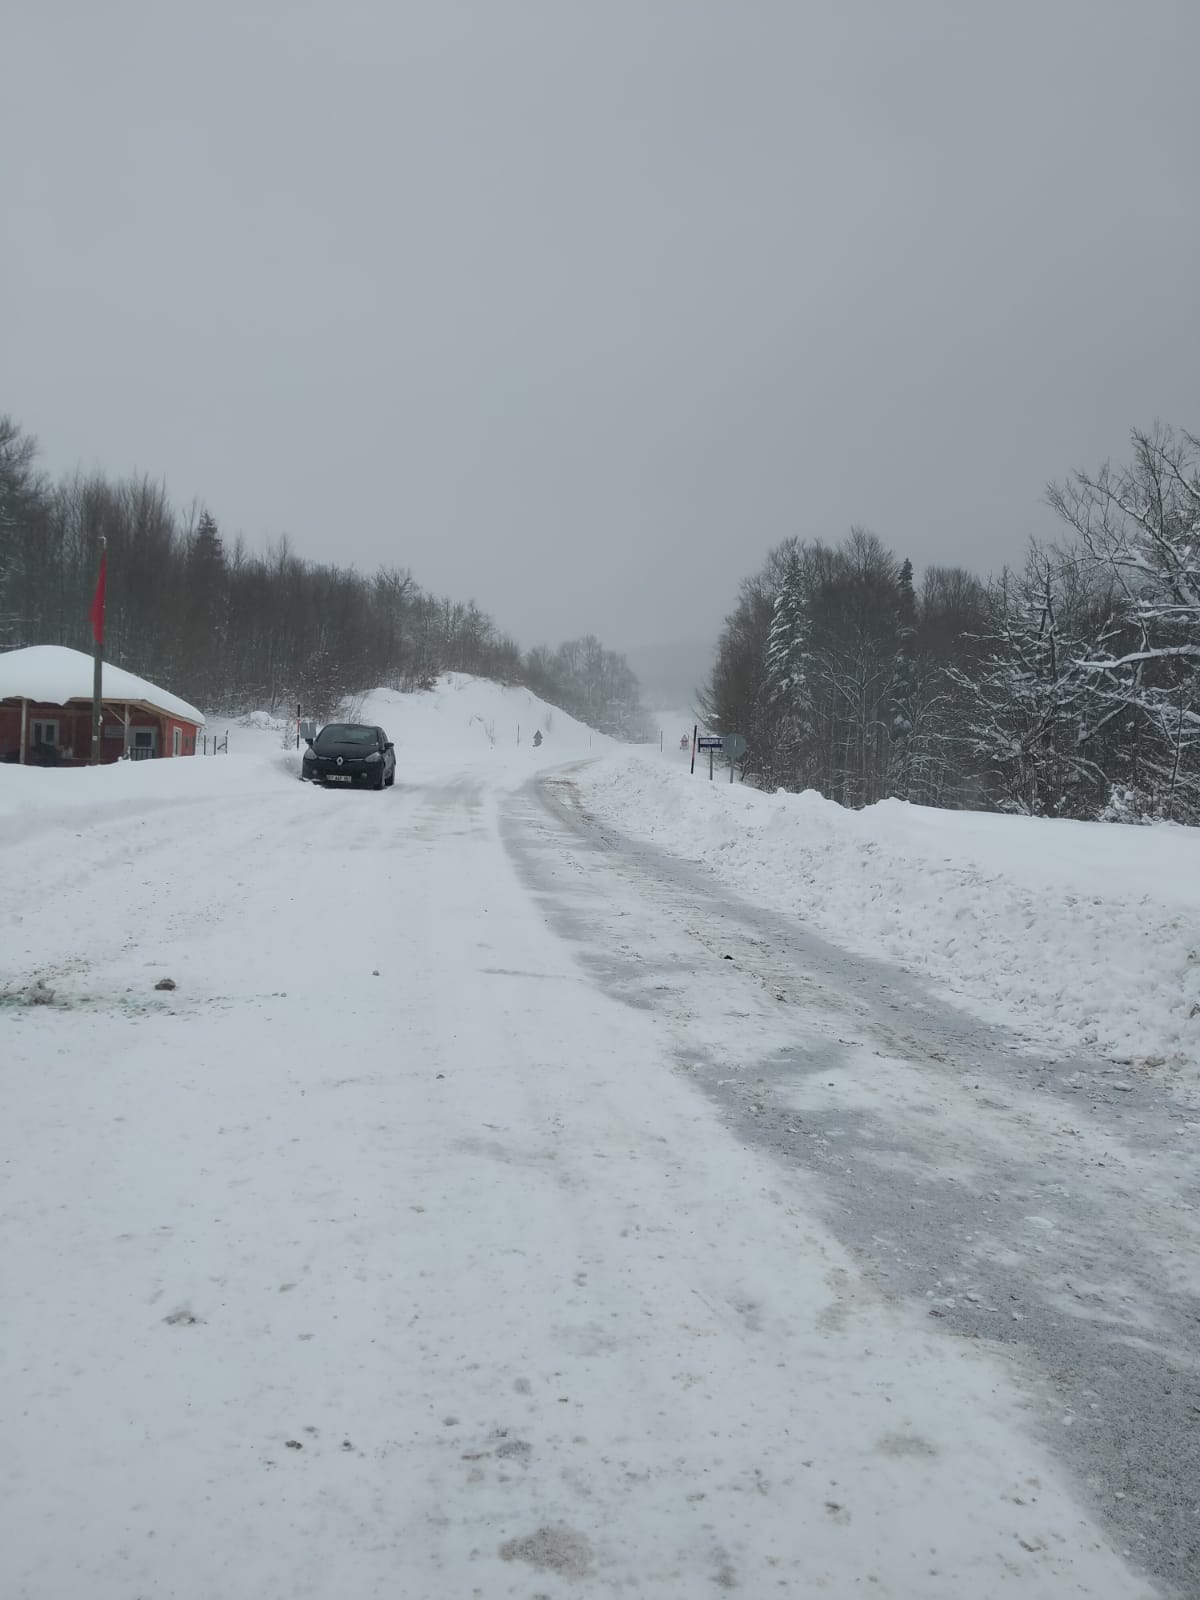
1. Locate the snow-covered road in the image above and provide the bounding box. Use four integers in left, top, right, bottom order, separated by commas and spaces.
0, 750, 1184, 1598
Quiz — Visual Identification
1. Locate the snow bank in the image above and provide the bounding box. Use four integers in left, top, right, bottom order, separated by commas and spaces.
0, 745, 291, 847
578, 751, 1200, 1071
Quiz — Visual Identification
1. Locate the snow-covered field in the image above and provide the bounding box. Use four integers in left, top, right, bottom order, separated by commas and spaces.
1, 677, 1189, 1598
578, 748, 1200, 1080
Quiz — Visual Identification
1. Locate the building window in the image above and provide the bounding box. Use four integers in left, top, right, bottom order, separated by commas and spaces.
172, 727, 182, 757
31, 720, 59, 747
133, 729, 155, 750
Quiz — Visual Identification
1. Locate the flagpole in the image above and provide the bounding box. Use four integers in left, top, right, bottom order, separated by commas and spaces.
91, 537, 107, 765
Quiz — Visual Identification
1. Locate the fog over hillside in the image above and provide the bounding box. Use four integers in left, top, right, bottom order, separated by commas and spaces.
622, 637, 714, 713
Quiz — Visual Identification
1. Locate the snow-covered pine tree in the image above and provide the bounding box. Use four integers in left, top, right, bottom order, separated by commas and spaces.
953, 550, 1109, 818
182, 510, 228, 707
0, 416, 46, 650
763, 550, 813, 788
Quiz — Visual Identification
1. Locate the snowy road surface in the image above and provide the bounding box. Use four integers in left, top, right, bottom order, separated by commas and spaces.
0, 744, 1190, 1598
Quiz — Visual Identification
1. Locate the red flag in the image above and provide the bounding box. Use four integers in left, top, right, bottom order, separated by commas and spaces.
89, 550, 107, 645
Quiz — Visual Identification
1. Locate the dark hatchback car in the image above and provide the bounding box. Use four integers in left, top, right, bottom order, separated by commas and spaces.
302, 723, 396, 789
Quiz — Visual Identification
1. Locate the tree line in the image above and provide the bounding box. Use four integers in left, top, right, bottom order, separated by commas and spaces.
0, 414, 647, 739
701, 424, 1200, 824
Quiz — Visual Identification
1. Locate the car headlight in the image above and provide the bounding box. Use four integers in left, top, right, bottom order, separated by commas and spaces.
365, 751, 382, 763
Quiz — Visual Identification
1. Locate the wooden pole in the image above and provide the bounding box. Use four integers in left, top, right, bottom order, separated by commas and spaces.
91, 643, 102, 762
19, 698, 28, 765
90, 537, 106, 765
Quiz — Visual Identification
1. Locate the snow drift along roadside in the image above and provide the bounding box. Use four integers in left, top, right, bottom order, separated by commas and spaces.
578, 751, 1200, 1073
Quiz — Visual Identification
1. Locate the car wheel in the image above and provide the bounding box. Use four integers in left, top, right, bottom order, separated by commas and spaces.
372, 768, 386, 791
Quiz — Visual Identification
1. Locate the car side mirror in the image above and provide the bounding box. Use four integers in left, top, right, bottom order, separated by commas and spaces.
385, 742, 394, 751
304, 736, 314, 748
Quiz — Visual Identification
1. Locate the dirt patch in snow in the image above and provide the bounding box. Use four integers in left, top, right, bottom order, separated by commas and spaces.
499, 1524, 593, 1576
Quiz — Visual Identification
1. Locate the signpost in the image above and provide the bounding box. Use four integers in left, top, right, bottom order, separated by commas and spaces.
697, 733, 722, 781
723, 733, 747, 783
691, 731, 747, 781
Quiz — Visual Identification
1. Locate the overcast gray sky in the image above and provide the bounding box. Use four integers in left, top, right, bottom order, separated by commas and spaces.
5, 1, 1197, 654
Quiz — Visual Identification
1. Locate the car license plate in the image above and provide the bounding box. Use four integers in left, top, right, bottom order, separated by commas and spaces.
326, 774, 351, 783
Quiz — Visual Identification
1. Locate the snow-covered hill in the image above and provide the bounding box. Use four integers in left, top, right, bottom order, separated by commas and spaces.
225, 674, 612, 765
356, 673, 612, 762
578, 750, 1200, 1077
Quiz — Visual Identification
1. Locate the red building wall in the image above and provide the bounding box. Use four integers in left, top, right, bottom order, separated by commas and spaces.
0, 704, 201, 765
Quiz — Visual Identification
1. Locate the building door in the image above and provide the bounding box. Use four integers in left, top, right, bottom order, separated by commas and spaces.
172, 726, 182, 757
30, 720, 60, 764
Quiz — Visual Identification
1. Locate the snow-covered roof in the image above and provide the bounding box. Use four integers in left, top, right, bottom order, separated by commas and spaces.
0, 645, 206, 726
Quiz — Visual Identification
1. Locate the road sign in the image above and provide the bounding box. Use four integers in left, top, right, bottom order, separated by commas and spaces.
690, 731, 747, 781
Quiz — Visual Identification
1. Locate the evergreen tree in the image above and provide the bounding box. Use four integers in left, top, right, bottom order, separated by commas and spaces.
0, 416, 48, 649
953, 552, 1108, 817
181, 510, 228, 705
763, 549, 812, 787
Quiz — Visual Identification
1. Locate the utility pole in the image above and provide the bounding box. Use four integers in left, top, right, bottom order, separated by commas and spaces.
90, 537, 107, 765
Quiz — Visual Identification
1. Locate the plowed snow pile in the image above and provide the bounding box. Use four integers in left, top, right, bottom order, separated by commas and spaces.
580, 749, 1200, 1074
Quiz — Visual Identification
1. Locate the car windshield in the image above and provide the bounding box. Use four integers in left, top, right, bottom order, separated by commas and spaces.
314, 724, 376, 750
